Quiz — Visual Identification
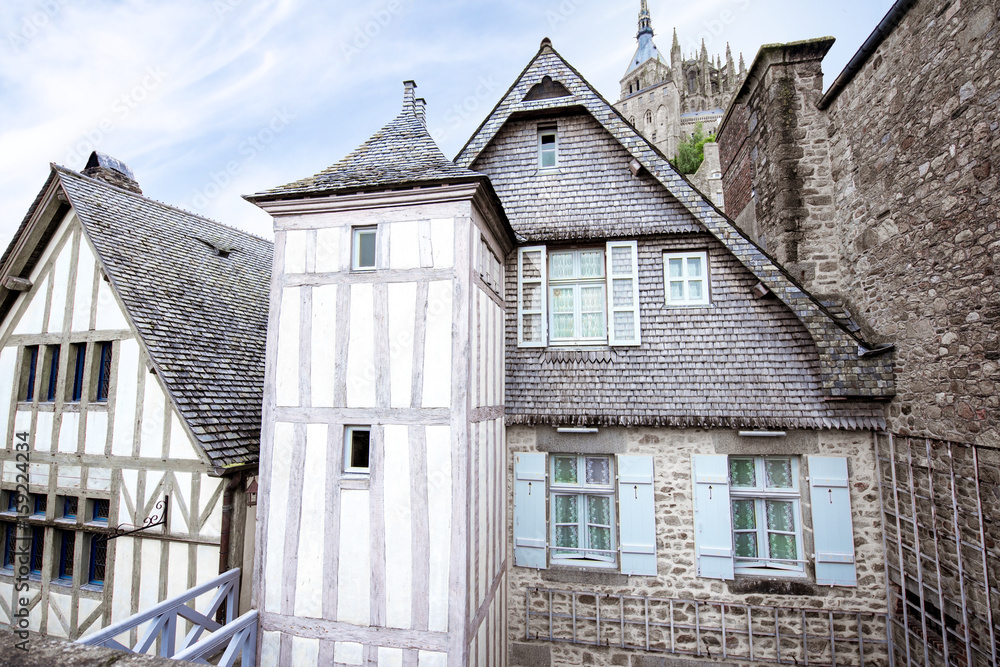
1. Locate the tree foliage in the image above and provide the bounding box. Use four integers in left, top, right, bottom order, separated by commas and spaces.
671, 122, 716, 175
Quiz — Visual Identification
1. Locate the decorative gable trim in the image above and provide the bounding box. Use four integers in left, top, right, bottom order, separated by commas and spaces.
456, 43, 894, 399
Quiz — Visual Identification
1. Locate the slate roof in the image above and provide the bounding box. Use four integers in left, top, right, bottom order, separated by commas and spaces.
247, 89, 485, 202
457, 42, 895, 402
36, 166, 271, 468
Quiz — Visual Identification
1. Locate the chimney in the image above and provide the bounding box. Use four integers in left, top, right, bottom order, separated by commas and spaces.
82, 152, 142, 195
403, 80, 417, 112
415, 98, 427, 126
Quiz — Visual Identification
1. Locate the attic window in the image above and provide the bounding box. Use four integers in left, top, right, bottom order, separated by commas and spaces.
523, 76, 572, 101
538, 128, 558, 170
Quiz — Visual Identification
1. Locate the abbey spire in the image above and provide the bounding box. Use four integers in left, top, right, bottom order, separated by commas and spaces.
637, 0, 653, 39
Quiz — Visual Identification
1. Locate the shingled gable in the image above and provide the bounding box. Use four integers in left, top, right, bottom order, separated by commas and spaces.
456, 41, 894, 400
246, 81, 487, 202
0, 165, 272, 469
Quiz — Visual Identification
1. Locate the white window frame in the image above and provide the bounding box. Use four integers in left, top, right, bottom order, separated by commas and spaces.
538, 127, 558, 170
344, 426, 372, 474
352, 226, 377, 271
663, 250, 710, 307
549, 454, 617, 568
729, 456, 805, 576
547, 248, 607, 346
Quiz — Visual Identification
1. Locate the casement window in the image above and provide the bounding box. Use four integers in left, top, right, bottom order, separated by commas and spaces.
538, 127, 558, 170
90, 498, 110, 523
33, 494, 47, 517
1, 522, 15, 569
70, 343, 86, 402
95, 342, 113, 402
61, 496, 78, 520
344, 426, 371, 474
664, 251, 710, 306
352, 227, 377, 271
43, 344, 60, 402
692, 455, 858, 586
29, 526, 44, 574
57, 530, 75, 580
6, 491, 19, 513
21, 346, 38, 402
729, 457, 804, 574
513, 452, 656, 575
517, 242, 641, 347
479, 238, 503, 294
88, 535, 106, 586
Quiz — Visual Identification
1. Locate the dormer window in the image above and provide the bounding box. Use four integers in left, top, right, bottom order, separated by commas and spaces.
538, 128, 558, 170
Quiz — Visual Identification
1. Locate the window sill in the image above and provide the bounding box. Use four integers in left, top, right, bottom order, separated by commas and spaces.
663, 302, 713, 309
535, 168, 561, 177
542, 564, 628, 586
81, 583, 105, 593
340, 476, 370, 491
51, 578, 73, 589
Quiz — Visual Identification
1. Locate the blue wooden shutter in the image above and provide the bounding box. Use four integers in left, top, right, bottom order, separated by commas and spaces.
605, 241, 641, 346
692, 455, 734, 580
617, 455, 656, 575
517, 246, 547, 347
808, 456, 857, 586
514, 452, 547, 569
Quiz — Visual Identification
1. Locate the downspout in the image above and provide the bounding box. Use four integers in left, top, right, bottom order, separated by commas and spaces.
219, 472, 244, 575
817, 0, 917, 110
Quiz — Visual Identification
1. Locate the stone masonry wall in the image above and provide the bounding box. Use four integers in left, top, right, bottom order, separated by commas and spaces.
506, 426, 889, 667
824, 0, 999, 446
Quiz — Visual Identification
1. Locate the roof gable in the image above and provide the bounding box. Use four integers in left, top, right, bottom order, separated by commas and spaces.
0, 166, 273, 468
457, 43, 894, 400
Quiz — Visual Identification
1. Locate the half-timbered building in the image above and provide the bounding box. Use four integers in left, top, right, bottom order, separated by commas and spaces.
0, 154, 267, 641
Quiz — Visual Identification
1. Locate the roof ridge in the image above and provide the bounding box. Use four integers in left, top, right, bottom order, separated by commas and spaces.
52, 164, 273, 247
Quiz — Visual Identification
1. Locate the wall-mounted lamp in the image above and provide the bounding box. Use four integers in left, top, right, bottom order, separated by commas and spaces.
557, 427, 599, 434
738, 431, 787, 437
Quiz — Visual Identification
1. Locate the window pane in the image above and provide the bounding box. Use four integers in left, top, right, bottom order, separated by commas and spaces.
581, 313, 603, 338
552, 314, 574, 338
613, 278, 633, 308
550, 253, 574, 279
551, 287, 574, 313
734, 532, 758, 559
350, 430, 370, 469
59, 532, 75, 579
580, 286, 603, 312
669, 258, 683, 278
731, 499, 756, 530
688, 280, 704, 301
31, 527, 44, 572
3, 524, 16, 567
589, 526, 611, 552
687, 257, 703, 277
522, 252, 542, 280
554, 496, 578, 525
765, 459, 793, 488
768, 533, 797, 561
729, 458, 756, 487
555, 525, 579, 549
540, 134, 556, 148
522, 284, 542, 311
553, 457, 578, 485
579, 251, 603, 277
670, 281, 685, 301
90, 537, 107, 584
765, 500, 795, 533
586, 458, 610, 485
587, 495, 611, 526
358, 231, 376, 268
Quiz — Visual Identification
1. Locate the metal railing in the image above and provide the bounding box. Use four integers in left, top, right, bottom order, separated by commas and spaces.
77, 568, 256, 666
525, 587, 889, 665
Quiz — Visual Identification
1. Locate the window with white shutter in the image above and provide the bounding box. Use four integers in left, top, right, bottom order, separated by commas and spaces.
808, 456, 858, 587
514, 452, 548, 569
606, 241, 641, 346
692, 455, 735, 580
517, 246, 547, 347
618, 455, 656, 575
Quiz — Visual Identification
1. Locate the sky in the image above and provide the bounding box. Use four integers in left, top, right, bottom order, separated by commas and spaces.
0, 0, 897, 244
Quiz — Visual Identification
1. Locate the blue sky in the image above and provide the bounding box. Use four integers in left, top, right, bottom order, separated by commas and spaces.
0, 0, 895, 242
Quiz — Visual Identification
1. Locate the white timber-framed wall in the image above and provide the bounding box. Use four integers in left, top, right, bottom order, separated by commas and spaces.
0, 208, 238, 644
255, 182, 512, 667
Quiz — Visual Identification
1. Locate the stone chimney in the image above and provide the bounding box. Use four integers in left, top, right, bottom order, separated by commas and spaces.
414, 97, 427, 126
403, 80, 417, 112
82, 152, 142, 195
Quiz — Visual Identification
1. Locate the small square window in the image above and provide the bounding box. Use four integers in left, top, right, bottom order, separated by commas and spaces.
664, 251, 710, 306
61, 496, 78, 519
352, 227, 377, 270
33, 494, 47, 517
344, 426, 371, 474
90, 499, 110, 523
538, 128, 558, 170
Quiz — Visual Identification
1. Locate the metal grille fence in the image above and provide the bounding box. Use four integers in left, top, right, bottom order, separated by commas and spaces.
876, 434, 1000, 666
525, 587, 889, 665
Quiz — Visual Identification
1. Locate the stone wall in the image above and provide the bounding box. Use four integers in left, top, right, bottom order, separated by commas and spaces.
824, 0, 1000, 446
690, 142, 724, 208
505, 426, 889, 667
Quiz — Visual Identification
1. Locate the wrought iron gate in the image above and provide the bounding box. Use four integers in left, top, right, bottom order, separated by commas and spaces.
876, 434, 1000, 666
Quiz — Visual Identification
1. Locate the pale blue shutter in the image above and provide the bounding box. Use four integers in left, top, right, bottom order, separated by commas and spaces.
617, 455, 656, 575
514, 452, 547, 569
808, 456, 857, 586
605, 241, 641, 346
692, 455, 734, 580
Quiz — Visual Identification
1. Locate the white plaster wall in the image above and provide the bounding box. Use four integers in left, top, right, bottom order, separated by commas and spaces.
387, 283, 416, 409
0, 348, 15, 441
71, 240, 96, 332
275, 287, 300, 408
337, 489, 371, 625
111, 339, 140, 457
264, 422, 294, 614
311, 285, 338, 408
383, 424, 412, 630
294, 424, 327, 619
426, 424, 451, 633
422, 281, 452, 409
347, 283, 376, 408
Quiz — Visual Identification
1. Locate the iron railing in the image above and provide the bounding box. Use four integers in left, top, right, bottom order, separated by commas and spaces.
76, 568, 256, 666
525, 586, 889, 665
